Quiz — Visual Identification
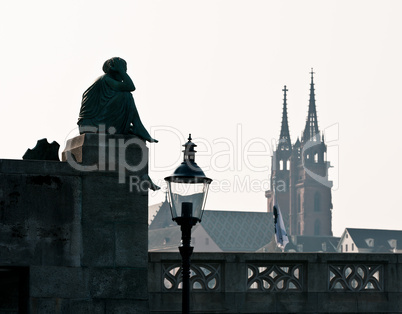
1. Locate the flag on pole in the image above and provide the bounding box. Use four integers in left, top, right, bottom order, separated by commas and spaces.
273, 197, 289, 251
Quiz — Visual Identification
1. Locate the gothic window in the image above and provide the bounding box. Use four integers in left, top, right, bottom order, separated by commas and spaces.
314, 153, 318, 163
314, 220, 320, 235
279, 160, 284, 170
286, 160, 290, 170
314, 192, 320, 212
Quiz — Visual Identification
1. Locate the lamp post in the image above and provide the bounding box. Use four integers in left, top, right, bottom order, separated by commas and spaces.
164, 134, 212, 314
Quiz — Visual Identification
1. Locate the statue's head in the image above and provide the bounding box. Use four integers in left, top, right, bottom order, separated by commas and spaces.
102, 57, 127, 74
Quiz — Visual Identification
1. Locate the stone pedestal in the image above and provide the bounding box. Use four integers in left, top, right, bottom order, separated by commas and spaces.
0, 133, 150, 313
62, 133, 147, 167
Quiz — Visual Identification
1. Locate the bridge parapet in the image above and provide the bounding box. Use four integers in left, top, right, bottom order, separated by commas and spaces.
149, 252, 402, 313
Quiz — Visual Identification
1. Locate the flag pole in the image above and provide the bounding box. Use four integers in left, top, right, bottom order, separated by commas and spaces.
273, 176, 289, 252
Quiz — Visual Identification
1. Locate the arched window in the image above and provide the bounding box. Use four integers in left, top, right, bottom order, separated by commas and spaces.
286, 160, 290, 170
279, 160, 284, 170
314, 192, 320, 212
314, 153, 318, 163
314, 220, 320, 235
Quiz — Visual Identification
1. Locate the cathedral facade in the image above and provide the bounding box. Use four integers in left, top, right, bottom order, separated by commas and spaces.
265, 70, 333, 236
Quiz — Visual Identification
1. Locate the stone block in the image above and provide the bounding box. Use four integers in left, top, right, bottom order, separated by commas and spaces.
192, 292, 235, 312
240, 292, 276, 313
317, 292, 358, 312
89, 267, 148, 299
0, 174, 80, 225
388, 292, 402, 312
0, 159, 76, 176
307, 260, 327, 292
356, 292, 392, 312
81, 175, 148, 224
30, 297, 70, 314
115, 223, 148, 268
386, 261, 398, 292
148, 292, 182, 312
0, 173, 81, 267
275, 292, 316, 312
397, 258, 402, 292
30, 266, 89, 299
225, 259, 247, 292
147, 256, 163, 293
81, 223, 115, 267
62, 134, 148, 175
69, 299, 105, 313
105, 300, 149, 313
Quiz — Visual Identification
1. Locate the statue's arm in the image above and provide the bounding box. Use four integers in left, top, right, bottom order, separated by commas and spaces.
104, 66, 135, 92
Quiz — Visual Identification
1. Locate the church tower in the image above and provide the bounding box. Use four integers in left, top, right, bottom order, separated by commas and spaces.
266, 70, 333, 236
266, 86, 292, 229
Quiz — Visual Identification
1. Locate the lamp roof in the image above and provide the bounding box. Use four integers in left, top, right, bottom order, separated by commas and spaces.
164, 134, 212, 184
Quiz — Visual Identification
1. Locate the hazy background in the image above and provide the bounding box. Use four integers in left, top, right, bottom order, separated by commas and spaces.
1, 0, 401, 236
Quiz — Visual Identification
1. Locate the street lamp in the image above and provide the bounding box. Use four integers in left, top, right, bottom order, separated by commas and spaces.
164, 134, 212, 314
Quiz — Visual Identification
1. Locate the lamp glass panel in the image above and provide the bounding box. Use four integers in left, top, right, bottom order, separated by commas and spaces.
167, 181, 209, 220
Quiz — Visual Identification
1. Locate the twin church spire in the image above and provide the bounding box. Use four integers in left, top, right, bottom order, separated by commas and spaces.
303, 69, 320, 142
278, 85, 291, 149
270, 69, 332, 237
279, 69, 320, 146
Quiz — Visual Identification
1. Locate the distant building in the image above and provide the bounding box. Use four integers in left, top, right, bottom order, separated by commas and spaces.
265, 70, 333, 237
337, 228, 402, 253
149, 200, 273, 252
258, 235, 339, 253
148, 200, 340, 253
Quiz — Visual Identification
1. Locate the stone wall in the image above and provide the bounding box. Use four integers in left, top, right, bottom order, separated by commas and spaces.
149, 252, 402, 313
0, 134, 150, 313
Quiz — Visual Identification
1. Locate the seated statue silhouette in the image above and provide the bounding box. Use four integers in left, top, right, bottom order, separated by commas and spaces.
78, 57, 157, 143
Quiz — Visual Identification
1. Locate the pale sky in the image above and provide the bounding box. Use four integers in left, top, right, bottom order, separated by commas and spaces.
1, 1, 401, 236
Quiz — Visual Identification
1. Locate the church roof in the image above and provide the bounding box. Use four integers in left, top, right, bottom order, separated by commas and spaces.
200, 210, 274, 251
149, 225, 202, 252
148, 202, 274, 252
148, 200, 175, 229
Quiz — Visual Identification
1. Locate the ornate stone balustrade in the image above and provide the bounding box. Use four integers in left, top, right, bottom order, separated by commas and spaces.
149, 252, 402, 313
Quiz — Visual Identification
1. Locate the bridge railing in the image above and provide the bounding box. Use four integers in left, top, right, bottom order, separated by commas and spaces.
148, 252, 402, 313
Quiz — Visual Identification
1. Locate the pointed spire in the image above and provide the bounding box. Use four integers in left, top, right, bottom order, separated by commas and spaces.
278, 85, 291, 149
302, 68, 320, 142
